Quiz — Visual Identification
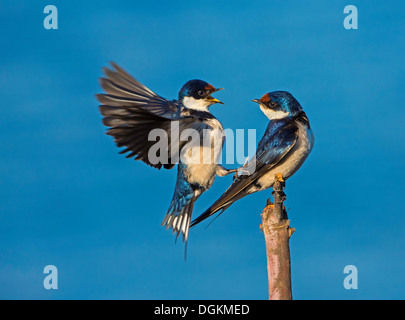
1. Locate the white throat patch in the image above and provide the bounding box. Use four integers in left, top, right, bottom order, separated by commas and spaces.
260, 105, 289, 120
182, 96, 211, 112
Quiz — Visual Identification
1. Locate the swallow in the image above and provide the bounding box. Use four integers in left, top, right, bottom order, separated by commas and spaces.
191, 91, 314, 227
97, 63, 236, 242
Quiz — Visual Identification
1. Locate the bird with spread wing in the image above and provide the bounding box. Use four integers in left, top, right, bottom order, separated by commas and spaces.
97, 63, 237, 243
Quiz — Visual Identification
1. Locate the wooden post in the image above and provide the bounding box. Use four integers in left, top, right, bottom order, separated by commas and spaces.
260, 174, 295, 300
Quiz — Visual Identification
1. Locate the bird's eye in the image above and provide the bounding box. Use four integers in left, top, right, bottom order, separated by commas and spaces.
269, 101, 278, 108
198, 90, 205, 97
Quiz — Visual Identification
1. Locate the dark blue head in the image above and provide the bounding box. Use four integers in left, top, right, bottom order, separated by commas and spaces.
178, 80, 224, 111
252, 91, 303, 119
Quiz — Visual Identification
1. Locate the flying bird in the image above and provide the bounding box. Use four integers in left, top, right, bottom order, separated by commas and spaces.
191, 91, 314, 227
97, 63, 236, 242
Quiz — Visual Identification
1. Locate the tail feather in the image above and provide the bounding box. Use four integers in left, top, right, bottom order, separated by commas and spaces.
190, 193, 243, 228
162, 196, 196, 243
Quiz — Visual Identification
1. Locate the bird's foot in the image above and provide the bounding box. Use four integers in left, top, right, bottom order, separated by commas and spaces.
275, 173, 284, 182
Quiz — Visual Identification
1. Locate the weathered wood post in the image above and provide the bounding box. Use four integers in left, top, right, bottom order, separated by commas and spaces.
260, 174, 295, 300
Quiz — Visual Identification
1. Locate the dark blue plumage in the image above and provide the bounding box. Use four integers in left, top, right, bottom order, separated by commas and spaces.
178, 80, 214, 100
259, 91, 304, 115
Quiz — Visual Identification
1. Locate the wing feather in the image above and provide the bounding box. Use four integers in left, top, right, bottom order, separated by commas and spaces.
97, 63, 189, 169
191, 121, 299, 226
97, 63, 223, 171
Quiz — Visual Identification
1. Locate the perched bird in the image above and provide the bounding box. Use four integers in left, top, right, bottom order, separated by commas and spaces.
191, 91, 314, 227
97, 63, 236, 242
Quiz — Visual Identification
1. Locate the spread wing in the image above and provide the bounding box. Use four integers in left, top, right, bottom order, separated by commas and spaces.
97, 63, 217, 169
97, 62, 181, 118
190, 121, 299, 227
100, 107, 192, 169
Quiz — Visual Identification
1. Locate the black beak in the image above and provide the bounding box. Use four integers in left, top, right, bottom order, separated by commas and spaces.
252, 99, 261, 104
213, 87, 224, 93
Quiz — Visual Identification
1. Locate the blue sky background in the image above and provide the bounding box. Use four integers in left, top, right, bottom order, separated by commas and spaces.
0, 0, 404, 299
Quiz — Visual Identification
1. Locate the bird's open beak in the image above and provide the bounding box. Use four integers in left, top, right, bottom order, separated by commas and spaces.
208, 88, 225, 105
207, 96, 224, 105
252, 99, 261, 104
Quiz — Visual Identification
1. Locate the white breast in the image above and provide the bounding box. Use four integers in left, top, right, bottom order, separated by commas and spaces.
256, 122, 314, 190
182, 118, 225, 189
